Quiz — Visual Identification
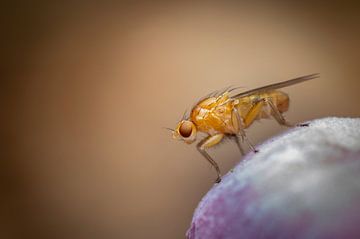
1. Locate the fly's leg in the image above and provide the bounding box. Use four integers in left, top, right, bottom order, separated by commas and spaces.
232, 108, 258, 153
241, 132, 258, 153
196, 134, 224, 183
264, 99, 308, 127
265, 98, 293, 127
298, 123, 310, 127
243, 100, 265, 128
229, 135, 245, 156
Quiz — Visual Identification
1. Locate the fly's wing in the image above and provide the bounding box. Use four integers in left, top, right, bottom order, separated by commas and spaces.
232, 73, 319, 98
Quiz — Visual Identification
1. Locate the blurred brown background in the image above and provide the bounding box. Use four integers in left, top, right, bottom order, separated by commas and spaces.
2, 1, 360, 238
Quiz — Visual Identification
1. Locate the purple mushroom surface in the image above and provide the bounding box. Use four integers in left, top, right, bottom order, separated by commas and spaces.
187, 117, 360, 239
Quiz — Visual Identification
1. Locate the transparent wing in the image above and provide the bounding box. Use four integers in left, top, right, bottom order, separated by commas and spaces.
232, 73, 319, 98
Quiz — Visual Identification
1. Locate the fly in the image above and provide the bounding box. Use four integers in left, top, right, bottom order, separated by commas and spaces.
170, 74, 318, 183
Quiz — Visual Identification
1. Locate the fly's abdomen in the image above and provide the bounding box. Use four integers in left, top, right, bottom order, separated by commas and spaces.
270, 91, 289, 113
235, 91, 290, 126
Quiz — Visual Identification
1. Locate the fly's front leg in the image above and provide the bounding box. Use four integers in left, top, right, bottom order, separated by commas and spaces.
197, 134, 224, 183
231, 108, 258, 153
264, 99, 308, 127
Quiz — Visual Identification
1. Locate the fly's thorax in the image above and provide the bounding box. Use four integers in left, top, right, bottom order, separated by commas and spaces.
190, 105, 211, 132
197, 97, 218, 108
190, 97, 238, 134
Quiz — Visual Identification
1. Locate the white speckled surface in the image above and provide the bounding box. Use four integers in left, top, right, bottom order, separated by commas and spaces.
187, 117, 360, 239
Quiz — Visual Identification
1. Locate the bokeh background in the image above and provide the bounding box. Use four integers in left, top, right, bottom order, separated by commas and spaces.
2, 1, 360, 238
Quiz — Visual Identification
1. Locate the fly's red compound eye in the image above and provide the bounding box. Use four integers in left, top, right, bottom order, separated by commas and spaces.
179, 121, 193, 138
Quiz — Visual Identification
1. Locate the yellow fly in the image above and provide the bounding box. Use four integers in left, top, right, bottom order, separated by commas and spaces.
170, 74, 318, 183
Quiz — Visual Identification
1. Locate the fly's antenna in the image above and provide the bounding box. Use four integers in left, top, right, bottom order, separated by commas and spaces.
163, 127, 174, 132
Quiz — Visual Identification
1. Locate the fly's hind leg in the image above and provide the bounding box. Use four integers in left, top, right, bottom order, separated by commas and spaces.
265, 99, 293, 127
197, 134, 224, 183
231, 108, 258, 153
265, 99, 308, 127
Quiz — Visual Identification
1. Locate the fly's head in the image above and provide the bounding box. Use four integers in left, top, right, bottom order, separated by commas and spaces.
173, 120, 197, 144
